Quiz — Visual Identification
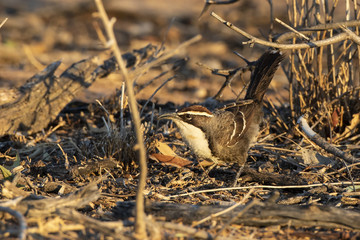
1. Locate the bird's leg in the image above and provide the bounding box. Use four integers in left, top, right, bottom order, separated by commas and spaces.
199, 160, 219, 185
206, 161, 218, 174
233, 160, 246, 187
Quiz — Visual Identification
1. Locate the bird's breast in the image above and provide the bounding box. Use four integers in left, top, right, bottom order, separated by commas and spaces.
174, 120, 218, 161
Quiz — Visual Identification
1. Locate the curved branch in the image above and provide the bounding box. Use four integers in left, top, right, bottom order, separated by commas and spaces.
297, 115, 360, 164
211, 12, 351, 50
0, 206, 26, 240
275, 20, 360, 42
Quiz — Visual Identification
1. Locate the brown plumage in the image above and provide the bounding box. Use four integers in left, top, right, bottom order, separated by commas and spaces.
159, 50, 284, 165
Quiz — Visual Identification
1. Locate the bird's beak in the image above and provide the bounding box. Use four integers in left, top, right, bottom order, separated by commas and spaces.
158, 113, 180, 121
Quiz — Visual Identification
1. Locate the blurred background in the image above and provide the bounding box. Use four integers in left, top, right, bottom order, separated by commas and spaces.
0, 0, 348, 105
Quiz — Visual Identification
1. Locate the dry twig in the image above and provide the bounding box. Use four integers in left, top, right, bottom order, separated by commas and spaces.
168, 181, 360, 198
297, 115, 359, 164
0, 206, 26, 240
211, 12, 356, 49
0, 18, 7, 28
94, 0, 148, 238
192, 188, 255, 227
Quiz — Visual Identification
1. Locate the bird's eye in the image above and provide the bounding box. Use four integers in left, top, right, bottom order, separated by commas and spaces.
184, 114, 192, 120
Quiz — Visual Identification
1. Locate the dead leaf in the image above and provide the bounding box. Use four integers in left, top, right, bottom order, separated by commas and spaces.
198, 159, 215, 167
150, 153, 192, 168
154, 140, 177, 156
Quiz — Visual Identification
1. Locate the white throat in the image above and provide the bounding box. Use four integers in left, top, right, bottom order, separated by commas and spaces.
173, 120, 218, 163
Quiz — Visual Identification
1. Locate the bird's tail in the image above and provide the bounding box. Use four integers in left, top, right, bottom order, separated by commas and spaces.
245, 50, 284, 102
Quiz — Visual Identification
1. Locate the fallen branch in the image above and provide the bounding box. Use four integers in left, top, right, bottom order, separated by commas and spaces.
158, 221, 211, 239
7, 182, 100, 218
297, 115, 360, 164
0, 38, 194, 137
58, 208, 124, 237
167, 181, 360, 198
0, 59, 99, 136
114, 200, 360, 230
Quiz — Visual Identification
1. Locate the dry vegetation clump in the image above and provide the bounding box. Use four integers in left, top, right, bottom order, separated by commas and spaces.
281, 1, 360, 145
0, 0, 360, 239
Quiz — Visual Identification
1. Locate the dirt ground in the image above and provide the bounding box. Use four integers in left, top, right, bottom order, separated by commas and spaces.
1, 0, 360, 239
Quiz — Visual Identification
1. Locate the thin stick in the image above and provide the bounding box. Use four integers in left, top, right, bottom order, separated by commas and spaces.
276, 19, 360, 42
23, 45, 46, 70
341, 25, 360, 45
94, 0, 147, 238
211, 12, 351, 49
192, 188, 255, 227
120, 82, 125, 130
297, 115, 360, 163
140, 75, 175, 116
131, 34, 202, 78
0, 18, 8, 29
168, 181, 360, 198
215, 197, 258, 239
0, 206, 26, 240
57, 143, 69, 169
275, 17, 310, 41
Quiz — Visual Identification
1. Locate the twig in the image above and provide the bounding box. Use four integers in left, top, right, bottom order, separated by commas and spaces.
340, 25, 360, 45
136, 70, 168, 93
0, 206, 26, 240
159, 221, 211, 239
94, 0, 148, 238
199, 0, 239, 18
338, 158, 356, 192
131, 34, 202, 78
167, 181, 360, 198
214, 69, 241, 100
57, 143, 69, 169
58, 208, 124, 236
120, 82, 125, 130
327, 162, 360, 175
297, 115, 359, 164
196, 62, 253, 100
211, 12, 351, 49
140, 75, 175, 116
215, 197, 258, 239
275, 18, 310, 41
192, 188, 255, 227
23, 45, 46, 71
275, 19, 360, 42
0, 18, 8, 29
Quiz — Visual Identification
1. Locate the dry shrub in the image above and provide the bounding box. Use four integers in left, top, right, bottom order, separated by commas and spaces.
281, 1, 360, 144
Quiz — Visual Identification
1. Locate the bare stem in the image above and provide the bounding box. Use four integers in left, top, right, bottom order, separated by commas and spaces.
297, 115, 360, 164
0, 18, 8, 29
211, 12, 353, 49
94, 0, 148, 238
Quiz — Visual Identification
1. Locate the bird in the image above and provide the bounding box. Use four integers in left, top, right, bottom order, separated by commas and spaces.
159, 49, 284, 167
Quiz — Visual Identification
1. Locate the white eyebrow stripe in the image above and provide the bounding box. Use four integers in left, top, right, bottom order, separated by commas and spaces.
178, 111, 214, 117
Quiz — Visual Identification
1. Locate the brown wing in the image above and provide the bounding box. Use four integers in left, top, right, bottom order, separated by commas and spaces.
225, 102, 258, 147
225, 110, 245, 147
218, 100, 254, 111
